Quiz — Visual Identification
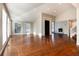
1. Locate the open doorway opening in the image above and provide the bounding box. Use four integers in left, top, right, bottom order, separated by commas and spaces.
69, 20, 76, 43
45, 20, 50, 36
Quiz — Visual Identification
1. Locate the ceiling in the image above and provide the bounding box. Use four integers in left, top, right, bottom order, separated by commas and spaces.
6, 3, 75, 22
72, 3, 79, 8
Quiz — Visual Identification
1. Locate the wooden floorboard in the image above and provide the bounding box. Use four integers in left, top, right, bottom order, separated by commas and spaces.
3, 34, 79, 56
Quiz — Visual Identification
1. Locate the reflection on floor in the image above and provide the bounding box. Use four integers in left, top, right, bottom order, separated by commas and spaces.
3, 34, 79, 56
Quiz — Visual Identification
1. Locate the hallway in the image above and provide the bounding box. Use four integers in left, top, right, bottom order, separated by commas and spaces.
3, 34, 79, 56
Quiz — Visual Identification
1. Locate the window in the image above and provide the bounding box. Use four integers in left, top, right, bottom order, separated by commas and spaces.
23, 23, 31, 34
2, 9, 7, 45
14, 22, 31, 35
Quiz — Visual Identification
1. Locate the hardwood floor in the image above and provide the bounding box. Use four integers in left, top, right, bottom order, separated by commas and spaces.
3, 34, 79, 56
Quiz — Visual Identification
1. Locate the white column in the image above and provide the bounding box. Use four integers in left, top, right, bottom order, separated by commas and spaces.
77, 8, 79, 45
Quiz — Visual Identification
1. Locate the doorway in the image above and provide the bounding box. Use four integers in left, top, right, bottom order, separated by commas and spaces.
69, 20, 76, 43
45, 20, 50, 36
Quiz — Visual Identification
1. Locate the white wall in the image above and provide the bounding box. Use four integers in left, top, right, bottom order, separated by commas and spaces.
0, 4, 2, 50
33, 13, 42, 37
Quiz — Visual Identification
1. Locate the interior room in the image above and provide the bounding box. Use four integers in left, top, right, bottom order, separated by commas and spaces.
0, 3, 78, 56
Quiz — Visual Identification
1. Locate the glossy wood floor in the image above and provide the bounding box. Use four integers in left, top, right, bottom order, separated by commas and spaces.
3, 34, 79, 56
